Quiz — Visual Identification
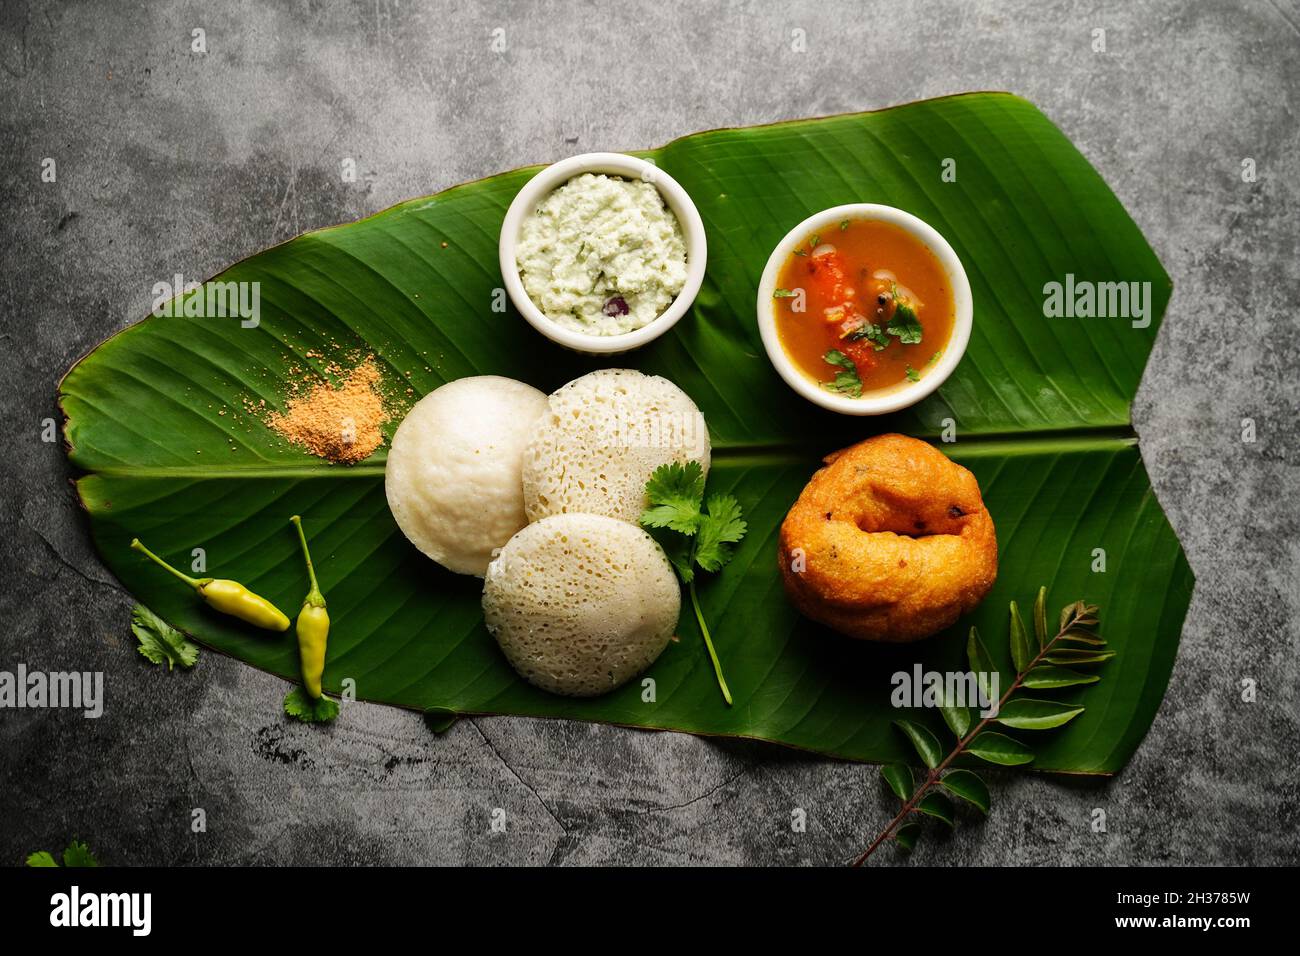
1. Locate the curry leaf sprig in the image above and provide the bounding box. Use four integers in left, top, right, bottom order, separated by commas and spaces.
856, 590, 1110, 865
640, 461, 747, 706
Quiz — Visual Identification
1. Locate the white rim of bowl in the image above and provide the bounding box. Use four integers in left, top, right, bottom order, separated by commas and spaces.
498, 152, 708, 354
755, 203, 973, 416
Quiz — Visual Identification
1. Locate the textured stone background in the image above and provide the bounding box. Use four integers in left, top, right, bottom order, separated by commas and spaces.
1, 0, 1296, 866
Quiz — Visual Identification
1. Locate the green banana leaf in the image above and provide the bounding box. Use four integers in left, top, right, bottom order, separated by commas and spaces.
60, 93, 1192, 773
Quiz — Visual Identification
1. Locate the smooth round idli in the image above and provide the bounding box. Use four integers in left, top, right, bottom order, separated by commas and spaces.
483, 513, 681, 697
385, 375, 548, 577
522, 368, 710, 525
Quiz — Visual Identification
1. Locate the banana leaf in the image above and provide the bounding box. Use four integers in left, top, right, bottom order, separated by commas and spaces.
60, 93, 1192, 773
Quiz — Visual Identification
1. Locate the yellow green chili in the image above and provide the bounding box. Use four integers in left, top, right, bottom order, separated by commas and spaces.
289, 515, 329, 700
130, 538, 290, 632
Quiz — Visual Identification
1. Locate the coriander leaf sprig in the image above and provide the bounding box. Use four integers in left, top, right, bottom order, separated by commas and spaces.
641, 461, 747, 706
26, 839, 100, 868
130, 603, 199, 671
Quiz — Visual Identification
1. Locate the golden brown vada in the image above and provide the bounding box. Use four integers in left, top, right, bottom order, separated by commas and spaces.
778, 433, 997, 642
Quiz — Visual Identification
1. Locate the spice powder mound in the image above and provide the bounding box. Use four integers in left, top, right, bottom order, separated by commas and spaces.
267, 356, 389, 464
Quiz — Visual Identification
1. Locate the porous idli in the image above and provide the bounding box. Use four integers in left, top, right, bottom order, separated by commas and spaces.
522, 368, 710, 525
483, 513, 681, 697
385, 375, 548, 577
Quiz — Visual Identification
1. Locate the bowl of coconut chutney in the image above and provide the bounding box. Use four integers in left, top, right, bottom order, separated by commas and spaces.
498, 152, 707, 354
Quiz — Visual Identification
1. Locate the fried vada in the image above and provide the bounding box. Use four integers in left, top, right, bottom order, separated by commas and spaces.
778, 433, 997, 642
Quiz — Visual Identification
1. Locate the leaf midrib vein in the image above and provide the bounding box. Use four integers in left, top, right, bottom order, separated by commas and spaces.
75, 425, 1139, 480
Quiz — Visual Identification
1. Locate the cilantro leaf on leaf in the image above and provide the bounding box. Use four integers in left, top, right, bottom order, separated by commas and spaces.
640, 460, 705, 534
641, 464, 747, 706
640, 465, 748, 576
694, 494, 748, 573
284, 687, 339, 723
25, 851, 57, 867
131, 604, 199, 671
651, 528, 697, 583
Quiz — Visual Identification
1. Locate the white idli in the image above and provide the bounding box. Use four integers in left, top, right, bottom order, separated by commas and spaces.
483, 513, 681, 697
385, 375, 548, 577
522, 368, 710, 525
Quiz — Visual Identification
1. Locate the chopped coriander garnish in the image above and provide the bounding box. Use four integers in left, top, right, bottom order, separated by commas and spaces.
844, 321, 891, 351
839, 219, 850, 231
886, 300, 923, 344
809, 233, 820, 248
928, 350, 942, 365
773, 288, 797, 298
792, 248, 807, 256
905, 365, 920, 382
822, 349, 863, 398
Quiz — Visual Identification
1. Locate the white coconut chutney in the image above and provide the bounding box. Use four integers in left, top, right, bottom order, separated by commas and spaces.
516, 173, 687, 335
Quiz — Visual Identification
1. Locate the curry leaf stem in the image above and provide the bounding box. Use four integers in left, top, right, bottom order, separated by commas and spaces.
690, 579, 733, 707
852, 605, 1088, 866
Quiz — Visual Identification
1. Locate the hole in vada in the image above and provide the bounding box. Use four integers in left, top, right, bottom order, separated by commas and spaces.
854, 513, 937, 539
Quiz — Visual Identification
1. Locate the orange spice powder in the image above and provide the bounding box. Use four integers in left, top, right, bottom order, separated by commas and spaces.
266, 356, 388, 464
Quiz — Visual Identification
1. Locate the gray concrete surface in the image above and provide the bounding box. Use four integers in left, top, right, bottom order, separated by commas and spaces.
2, 0, 1297, 867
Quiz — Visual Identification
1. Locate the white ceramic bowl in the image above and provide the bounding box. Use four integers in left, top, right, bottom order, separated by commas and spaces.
756, 203, 973, 416
498, 152, 707, 355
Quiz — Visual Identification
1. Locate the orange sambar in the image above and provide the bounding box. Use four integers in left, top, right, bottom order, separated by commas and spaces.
774, 219, 954, 393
